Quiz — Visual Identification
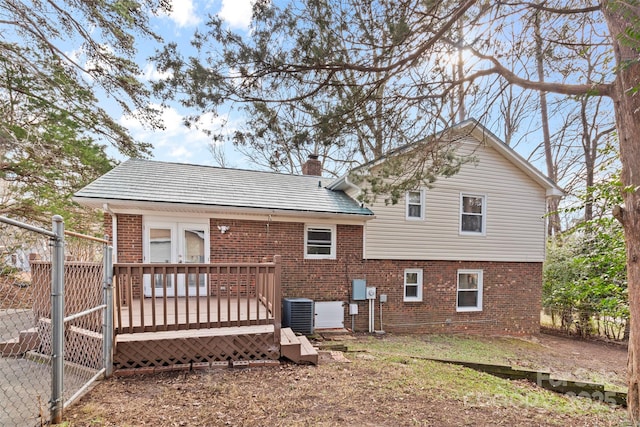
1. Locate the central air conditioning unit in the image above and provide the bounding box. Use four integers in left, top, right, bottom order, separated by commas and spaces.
282, 297, 314, 335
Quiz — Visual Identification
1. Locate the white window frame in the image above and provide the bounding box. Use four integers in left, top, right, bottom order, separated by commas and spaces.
304, 224, 337, 259
459, 193, 486, 236
456, 269, 483, 312
403, 268, 423, 302
405, 189, 425, 221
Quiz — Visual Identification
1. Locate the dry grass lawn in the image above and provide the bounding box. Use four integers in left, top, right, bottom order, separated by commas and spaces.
62, 333, 630, 427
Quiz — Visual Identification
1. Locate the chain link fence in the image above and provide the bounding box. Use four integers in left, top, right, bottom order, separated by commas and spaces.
0, 216, 113, 426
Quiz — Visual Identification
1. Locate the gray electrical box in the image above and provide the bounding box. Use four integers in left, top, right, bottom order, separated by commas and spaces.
352, 279, 367, 300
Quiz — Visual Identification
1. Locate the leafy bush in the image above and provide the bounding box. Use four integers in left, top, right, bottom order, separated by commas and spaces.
543, 218, 628, 340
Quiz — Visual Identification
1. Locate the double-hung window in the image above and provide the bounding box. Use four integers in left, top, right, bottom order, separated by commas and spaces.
305, 225, 336, 259
406, 190, 425, 220
404, 269, 423, 302
457, 269, 483, 312
460, 194, 486, 235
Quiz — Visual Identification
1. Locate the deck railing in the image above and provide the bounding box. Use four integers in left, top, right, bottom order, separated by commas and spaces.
113, 255, 281, 336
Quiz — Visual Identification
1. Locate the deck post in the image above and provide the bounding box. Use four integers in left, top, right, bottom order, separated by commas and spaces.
273, 255, 282, 343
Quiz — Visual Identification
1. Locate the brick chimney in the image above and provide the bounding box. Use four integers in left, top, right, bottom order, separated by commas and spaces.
302, 154, 322, 176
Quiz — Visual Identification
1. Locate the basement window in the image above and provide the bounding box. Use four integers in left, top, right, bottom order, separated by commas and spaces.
404, 269, 423, 302
457, 269, 483, 312
305, 225, 336, 259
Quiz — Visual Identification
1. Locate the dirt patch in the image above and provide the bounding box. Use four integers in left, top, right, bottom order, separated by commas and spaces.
514, 333, 627, 389
0, 274, 34, 310
63, 333, 629, 426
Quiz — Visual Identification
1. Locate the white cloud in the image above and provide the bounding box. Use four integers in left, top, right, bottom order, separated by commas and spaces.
218, 0, 253, 30
120, 105, 235, 164
142, 62, 173, 82
159, 0, 201, 28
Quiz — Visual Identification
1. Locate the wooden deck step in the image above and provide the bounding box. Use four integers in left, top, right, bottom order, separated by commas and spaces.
280, 327, 318, 365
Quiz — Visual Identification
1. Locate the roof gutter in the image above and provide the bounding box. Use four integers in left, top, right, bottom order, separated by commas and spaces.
74, 197, 375, 222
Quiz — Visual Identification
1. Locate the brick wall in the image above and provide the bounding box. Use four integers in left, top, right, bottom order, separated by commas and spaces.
105, 213, 143, 263
112, 214, 541, 335
354, 259, 541, 335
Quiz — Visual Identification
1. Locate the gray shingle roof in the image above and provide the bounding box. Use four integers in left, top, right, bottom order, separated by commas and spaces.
74, 159, 373, 217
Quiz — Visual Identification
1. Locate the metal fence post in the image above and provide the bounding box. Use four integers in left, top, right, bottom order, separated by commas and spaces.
102, 243, 114, 377
50, 215, 65, 424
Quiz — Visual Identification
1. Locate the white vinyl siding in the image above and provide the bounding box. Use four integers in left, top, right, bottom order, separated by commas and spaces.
363, 136, 548, 262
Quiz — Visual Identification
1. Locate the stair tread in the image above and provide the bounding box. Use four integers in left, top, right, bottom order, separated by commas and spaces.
280, 327, 300, 346
279, 328, 318, 365
298, 336, 317, 356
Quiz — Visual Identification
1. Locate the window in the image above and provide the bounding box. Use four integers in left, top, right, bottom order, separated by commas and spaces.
406, 190, 424, 220
305, 225, 336, 259
404, 269, 423, 302
457, 270, 483, 312
460, 194, 486, 234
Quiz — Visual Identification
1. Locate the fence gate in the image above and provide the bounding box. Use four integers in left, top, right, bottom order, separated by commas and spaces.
0, 215, 113, 425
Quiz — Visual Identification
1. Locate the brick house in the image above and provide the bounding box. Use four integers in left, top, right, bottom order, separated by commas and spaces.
74, 119, 562, 338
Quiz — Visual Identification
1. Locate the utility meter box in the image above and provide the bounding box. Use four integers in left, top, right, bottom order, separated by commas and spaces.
366, 286, 376, 300
349, 303, 359, 315
352, 279, 367, 301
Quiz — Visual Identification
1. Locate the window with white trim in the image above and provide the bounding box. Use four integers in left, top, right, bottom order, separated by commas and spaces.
304, 225, 336, 259
406, 190, 424, 220
404, 269, 423, 302
460, 194, 486, 234
457, 269, 483, 312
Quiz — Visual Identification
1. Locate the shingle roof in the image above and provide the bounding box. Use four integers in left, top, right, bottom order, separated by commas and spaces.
74, 159, 373, 217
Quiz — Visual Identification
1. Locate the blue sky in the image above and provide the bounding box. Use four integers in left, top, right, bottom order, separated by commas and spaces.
105, 0, 568, 177
112, 1, 554, 175
110, 0, 254, 169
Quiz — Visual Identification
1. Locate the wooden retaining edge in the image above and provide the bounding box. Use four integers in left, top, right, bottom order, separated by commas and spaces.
425, 357, 627, 407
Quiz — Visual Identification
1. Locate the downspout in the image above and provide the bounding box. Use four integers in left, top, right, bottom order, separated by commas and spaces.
103, 203, 118, 263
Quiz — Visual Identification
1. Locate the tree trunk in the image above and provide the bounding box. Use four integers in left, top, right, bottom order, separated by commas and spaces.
620, 118, 640, 424
534, 9, 561, 236
603, 4, 640, 422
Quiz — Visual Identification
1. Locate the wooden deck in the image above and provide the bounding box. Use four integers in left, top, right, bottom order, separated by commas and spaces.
112, 258, 287, 369
113, 259, 281, 334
